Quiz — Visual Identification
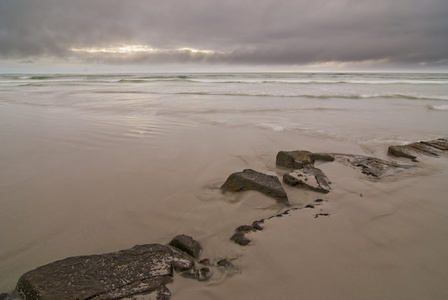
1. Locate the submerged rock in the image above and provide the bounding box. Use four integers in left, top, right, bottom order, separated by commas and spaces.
221, 169, 288, 203
389, 139, 447, 161
283, 165, 331, 193
16, 244, 174, 300
217, 259, 239, 272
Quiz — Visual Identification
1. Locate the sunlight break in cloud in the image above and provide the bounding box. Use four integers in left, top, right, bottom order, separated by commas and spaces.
70, 45, 221, 55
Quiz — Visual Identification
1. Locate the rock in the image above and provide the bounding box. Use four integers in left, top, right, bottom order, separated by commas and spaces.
16, 244, 174, 300
236, 225, 255, 232
421, 138, 448, 150
180, 267, 211, 282
199, 258, 210, 266
252, 220, 264, 231
171, 249, 195, 272
221, 169, 288, 203
217, 259, 238, 272
334, 154, 412, 178
276, 150, 315, 169
169, 235, 202, 260
0, 293, 10, 300
389, 139, 446, 161
283, 165, 331, 193
276, 150, 334, 169
230, 231, 251, 246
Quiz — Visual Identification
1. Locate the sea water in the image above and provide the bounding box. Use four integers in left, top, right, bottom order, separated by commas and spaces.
0, 72, 447, 295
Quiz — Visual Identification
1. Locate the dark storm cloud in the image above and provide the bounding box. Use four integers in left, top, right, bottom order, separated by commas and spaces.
1, 0, 447, 67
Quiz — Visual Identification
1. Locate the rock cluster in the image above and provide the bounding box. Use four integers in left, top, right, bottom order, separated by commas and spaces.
8, 137, 447, 299
14, 235, 224, 300
229, 203, 332, 246
388, 138, 448, 162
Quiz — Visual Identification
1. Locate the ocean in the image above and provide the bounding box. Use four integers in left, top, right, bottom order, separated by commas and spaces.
1, 72, 448, 298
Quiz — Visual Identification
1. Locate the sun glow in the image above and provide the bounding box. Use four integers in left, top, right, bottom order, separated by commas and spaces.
70, 45, 155, 54
70, 45, 219, 55
177, 47, 215, 54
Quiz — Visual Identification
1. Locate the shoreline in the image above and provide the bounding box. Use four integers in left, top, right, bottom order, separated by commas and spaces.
5, 139, 448, 299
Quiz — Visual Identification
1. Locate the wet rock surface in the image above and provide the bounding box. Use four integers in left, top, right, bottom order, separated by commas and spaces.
333, 154, 413, 178
169, 234, 202, 260
0, 293, 10, 300
221, 169, 288, 203
16, 244, 175, 300
283, 165, 331, 193
15, 235, 220, 300
276, 150, 334, 169
388, 138, 448, 161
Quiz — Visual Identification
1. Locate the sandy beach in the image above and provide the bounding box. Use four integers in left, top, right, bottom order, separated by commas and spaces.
1, 73, 448, 299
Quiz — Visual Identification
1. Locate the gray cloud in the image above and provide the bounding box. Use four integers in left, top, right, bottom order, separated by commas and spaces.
1, 0, 447, 69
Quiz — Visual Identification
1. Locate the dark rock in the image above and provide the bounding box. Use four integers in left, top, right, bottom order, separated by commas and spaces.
169, 235, 202, 260
310, 153, 335, 163
314, 199, 324, 203
171, 249, 195, 272
389, 140, 445, 161
334, 154, 412, 178
180, 267, 211, 282
276, 150, 334, 169
283, 165, 331, 193
217, 259, 238, 272
314, 213, 330, 218
16, 244, 174, 300
230, 231, 251, 246
305, 204, 315, 208
199, 258, 210, 266
221, 169, 288, 203
421, 138, 448, 150
236, 225, 255, 232
0, 293, 10, 300
252, 220, 264, 231
276, 150, 315, 169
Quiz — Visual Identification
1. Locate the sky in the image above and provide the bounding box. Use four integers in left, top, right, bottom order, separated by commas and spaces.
1, 0, 448, 73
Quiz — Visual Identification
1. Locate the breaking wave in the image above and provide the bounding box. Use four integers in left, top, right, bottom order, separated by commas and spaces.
428, 104, 448, 111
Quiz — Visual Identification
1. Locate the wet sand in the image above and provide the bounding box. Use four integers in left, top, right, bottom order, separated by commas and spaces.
1, 96, 448, 299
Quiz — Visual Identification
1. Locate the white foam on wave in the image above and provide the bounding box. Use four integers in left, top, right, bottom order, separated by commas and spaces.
428, 104, 448, 111
259, 123, 285, 131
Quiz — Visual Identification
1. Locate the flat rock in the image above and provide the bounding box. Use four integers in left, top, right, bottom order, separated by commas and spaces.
221, 169, 288, 203
421, 138, 448, 150
283, 165, 331, 193
389, 139, 447, 161
16, 244, 174, 300
334, 154, 412, 178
